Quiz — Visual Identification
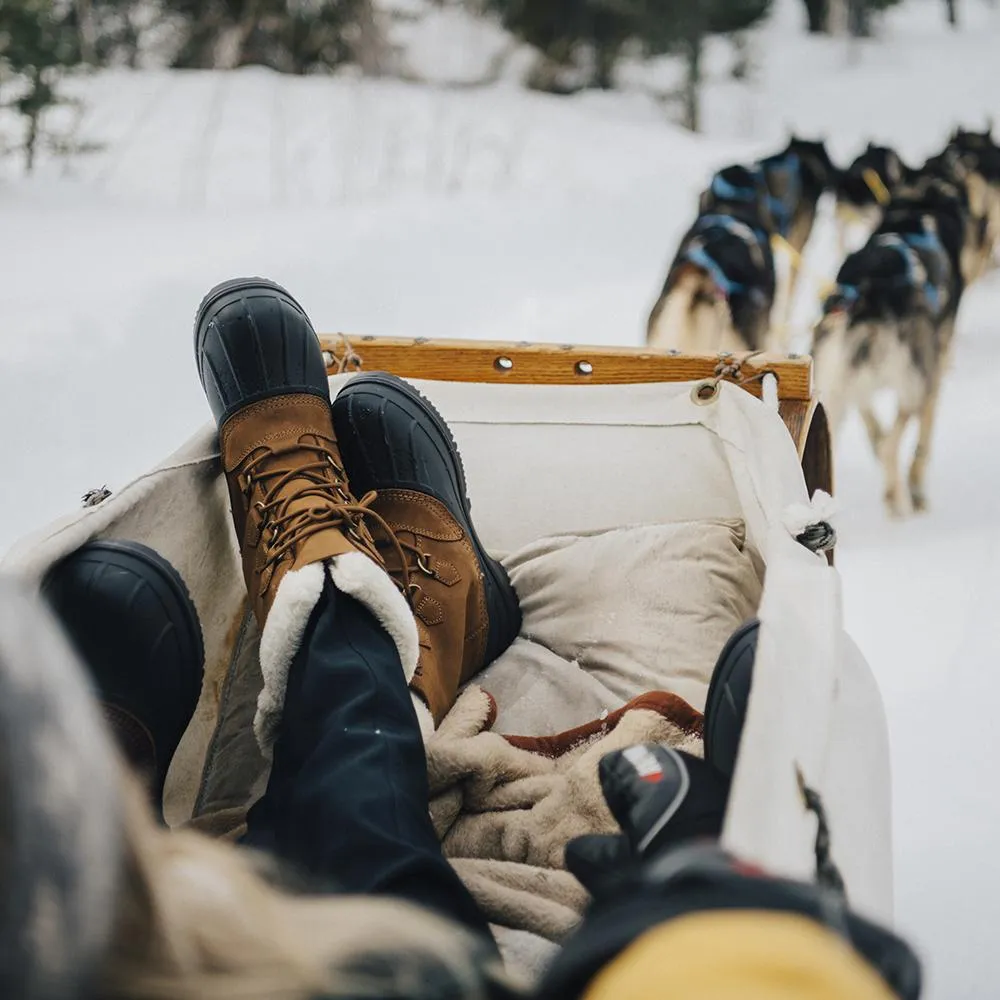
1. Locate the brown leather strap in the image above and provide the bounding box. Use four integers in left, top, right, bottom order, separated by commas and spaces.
501, 692, 703, 759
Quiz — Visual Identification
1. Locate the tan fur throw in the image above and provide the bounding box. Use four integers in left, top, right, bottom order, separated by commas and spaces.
425, 686, 703, 942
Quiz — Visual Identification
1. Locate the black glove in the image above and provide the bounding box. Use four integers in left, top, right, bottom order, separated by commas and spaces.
549, 743, 921, 1000
565, 743, 729, 899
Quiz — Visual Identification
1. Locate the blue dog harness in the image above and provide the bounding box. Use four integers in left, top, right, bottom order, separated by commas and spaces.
831, 223, 949, 316
760, 151, 802, 239
709, 170, 762, 205
881, 228, 947, 315
679, 214, 770, 303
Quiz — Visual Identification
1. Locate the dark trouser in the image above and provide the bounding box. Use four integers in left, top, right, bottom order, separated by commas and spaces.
244, 580, 493, 945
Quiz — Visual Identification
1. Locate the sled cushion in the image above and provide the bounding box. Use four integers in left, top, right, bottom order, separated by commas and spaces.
479, 518, 763, 725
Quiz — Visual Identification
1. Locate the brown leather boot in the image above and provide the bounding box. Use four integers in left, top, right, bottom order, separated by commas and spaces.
195, 278, 384, 627
219, 392, 384, 625
332, 374, 521, 726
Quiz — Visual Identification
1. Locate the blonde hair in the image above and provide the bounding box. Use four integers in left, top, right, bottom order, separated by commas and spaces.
99, 774, 508, 1000
0, 578, 510, 1000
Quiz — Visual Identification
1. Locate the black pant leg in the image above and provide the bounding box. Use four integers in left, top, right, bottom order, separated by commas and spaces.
244, 580, 493, 944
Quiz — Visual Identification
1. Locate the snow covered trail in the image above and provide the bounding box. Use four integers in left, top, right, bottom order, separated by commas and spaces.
833, 272, 1000, 999
4, 2, 1000, 994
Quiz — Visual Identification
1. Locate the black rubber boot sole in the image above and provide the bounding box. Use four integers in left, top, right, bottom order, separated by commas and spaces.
703, 618, 759, 779
332, 372, 521, 667
42, 540, 204, 805
194, 277, 330, 427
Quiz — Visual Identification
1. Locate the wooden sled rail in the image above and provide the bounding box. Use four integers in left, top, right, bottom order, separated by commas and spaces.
318, 335, 813, 401
319, 334, 832, 514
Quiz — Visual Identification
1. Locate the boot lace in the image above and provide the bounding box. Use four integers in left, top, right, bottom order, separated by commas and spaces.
241, 442, 410, 594
373, 531, 437, 610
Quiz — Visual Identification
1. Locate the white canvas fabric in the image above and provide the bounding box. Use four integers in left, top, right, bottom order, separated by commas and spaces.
0, 372, 894, 938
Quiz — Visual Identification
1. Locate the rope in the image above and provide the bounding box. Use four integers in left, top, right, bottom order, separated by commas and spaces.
329, 333, 363, 373
796, 520, 837, 553
81, 486, 112, 508
796, 766, 848, 897
709, 350, 770, 393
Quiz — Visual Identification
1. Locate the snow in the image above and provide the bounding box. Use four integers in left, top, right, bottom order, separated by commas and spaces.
4, 0, 1000, 995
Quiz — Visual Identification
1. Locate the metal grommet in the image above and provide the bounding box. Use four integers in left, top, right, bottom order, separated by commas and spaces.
691, 380, 720, 405
494, 356, 514, 372
321, 351, 335, 368
575, 359, 594, 376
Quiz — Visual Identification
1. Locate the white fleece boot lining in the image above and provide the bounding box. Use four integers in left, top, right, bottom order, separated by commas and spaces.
254, 553, 422, 752
327, 552, 420, 683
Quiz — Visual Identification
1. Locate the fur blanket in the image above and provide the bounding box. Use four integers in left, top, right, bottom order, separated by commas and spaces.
427, 686, 704, 944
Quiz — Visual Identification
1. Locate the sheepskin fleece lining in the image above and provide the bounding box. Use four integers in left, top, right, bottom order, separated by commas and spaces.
255, 553, 419, 751
327, 552, 420, 684
255, 563, 325, 751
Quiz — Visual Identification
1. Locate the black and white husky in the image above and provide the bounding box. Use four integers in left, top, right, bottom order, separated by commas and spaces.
646, 164, 777, 354
760, 136, 839, 344
945, 125, 1000, 278
835, 143, 914, 255
813, 175, 969, 517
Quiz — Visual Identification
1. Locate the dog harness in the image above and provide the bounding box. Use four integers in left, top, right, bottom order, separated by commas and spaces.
760, 151, 802, 239
709, 170, 763, 205
830, 225, 948, 317
881, 229, 947, 315
680, 215, 770, 305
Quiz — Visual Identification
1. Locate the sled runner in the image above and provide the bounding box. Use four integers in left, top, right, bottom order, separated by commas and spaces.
2, 337, 890, 976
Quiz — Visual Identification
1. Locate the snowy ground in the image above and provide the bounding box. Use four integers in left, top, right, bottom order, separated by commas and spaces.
3, 1, 1000, 995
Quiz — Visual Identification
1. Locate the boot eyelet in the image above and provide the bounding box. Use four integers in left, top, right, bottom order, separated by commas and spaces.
416, 554, 434, 576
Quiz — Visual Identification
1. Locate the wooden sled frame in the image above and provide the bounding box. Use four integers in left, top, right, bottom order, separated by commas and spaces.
319, 335, 833, 503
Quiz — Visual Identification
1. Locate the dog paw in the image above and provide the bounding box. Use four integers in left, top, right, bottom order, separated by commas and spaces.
884, 491, 907, 520
910, 489, 928, 513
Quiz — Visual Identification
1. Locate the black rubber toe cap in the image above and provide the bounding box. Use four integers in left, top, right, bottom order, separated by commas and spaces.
194, 277, 330, 426
42, 540, 204, 800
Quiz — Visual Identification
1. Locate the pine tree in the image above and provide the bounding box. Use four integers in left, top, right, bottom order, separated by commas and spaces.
166, 0, 377, 73
491, 0, 771, 106
801, 0, 828, 32
0, 0, 79, 170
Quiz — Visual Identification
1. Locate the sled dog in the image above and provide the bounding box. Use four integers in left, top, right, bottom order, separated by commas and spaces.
813, 174, 969, 517
647, 164, 777, 355
835, 143, 913, 256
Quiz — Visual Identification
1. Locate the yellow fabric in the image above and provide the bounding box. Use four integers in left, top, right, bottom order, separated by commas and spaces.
583, 911, 897, 1000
